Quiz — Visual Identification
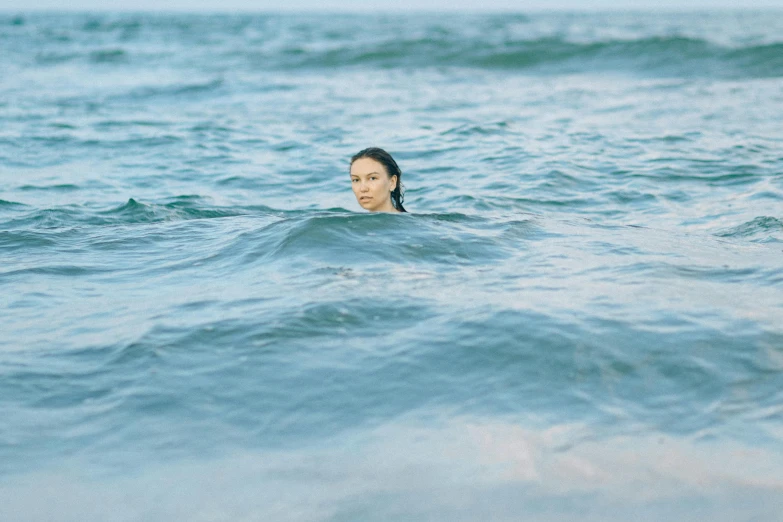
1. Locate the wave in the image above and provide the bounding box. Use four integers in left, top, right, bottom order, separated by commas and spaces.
118, 78, 225, 101
1, 264, 104, 279
717, 216, 783, 243
0, 198, 251, 230
14, 13, 783, 79
19, 183, 80, 192
0, 230, 59, 251
101, 197, 249, 224
80, 17, 142, 33
34, 51, 80, 65
0, 199, 27, 209
249, 36, 783, 78
1, 207, 540, 283
219, 211, 540, 272
89, 48, 128, 64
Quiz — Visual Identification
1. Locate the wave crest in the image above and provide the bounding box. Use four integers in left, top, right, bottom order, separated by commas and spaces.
264, 36, 783, 78
718, 216, 783, 242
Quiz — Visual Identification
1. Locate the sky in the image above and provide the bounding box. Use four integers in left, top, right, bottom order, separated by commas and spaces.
1, 0, 781, 11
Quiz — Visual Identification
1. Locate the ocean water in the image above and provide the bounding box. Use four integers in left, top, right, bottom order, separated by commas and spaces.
2, 10, 783, 521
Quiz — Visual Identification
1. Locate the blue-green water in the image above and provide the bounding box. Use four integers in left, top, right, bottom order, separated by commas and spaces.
2, 11, 783, 521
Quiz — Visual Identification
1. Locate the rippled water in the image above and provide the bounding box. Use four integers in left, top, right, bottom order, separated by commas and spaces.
2, 11, 783, 521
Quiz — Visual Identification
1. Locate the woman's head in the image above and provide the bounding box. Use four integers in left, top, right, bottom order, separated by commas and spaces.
349, 147, 407, 213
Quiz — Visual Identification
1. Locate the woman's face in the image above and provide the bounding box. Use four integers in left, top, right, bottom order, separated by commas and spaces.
350, 157, 398, 212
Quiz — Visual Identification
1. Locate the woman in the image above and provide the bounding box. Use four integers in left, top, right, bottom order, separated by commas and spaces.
349, 147, 407, 213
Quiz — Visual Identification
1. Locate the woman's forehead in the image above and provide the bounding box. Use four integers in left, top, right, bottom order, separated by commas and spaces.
350, 157, 387, 176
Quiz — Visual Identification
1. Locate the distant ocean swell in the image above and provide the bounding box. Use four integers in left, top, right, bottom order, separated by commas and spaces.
2, 13, 782, 78
22, 37, 783, 78
267, 37, 783, 78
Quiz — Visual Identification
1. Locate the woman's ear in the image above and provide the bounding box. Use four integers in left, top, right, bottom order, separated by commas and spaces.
390, 175, 398, 191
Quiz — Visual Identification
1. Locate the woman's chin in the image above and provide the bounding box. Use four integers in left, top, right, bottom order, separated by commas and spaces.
357, 198, 395, 212
357, 199, 376, 211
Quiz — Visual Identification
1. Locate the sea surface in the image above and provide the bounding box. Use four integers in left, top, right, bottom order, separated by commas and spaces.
2, 10, 783, 521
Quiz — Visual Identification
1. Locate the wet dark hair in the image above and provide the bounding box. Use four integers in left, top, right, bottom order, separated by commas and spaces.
350, 147, 407, 213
